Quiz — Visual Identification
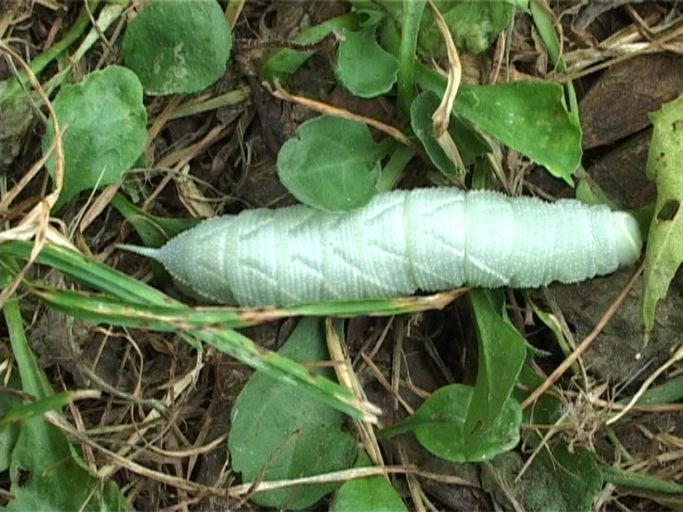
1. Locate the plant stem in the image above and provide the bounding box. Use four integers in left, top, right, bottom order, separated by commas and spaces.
601, 465, 683, 495
396, 0, 425, 114
377, 145, 415, 192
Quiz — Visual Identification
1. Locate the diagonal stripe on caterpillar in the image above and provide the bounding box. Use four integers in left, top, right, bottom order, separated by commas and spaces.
120, 187, 642, 307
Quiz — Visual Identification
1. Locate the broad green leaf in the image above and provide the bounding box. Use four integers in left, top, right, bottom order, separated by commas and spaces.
277, 116, 387, 211
2, 294, 127, 511
111, 193, 200, 248
122, 0, 232, 95
0, 392, 77, 428
464, 290, 526, 456
381, 19, 582, 180
7, 415, 127, 511
533, 445, 603, 511
455, 82, 582, 183
228, 318, 358, 509
643, 94, 683, 340
410, 90, 491, 176
420, 1, 517, 55
335, 23, 397, 98
380, 384, 521, 462
483, 446, 602, 512
331, 452, 408, 512
42, 66, 147, 210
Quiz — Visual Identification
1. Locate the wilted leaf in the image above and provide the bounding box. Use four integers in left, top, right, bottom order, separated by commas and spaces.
643, 94, 683, 340
411, 90, 490, 176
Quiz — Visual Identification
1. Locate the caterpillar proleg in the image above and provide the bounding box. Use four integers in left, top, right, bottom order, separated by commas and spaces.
120, 188, 642, 307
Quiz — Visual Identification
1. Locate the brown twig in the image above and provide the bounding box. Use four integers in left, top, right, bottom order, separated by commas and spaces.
265, 81, 415, 148
521, 260, 645, 410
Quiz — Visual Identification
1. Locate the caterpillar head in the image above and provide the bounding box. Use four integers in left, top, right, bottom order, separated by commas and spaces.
612, 211, 643, 266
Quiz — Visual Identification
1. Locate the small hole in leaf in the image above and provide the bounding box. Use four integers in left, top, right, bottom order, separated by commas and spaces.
657, 199, 679, 222
0, 470, 14, 506
17, 468, 31, 488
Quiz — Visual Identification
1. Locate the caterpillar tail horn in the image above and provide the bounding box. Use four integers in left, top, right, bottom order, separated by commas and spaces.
117, 244, 164, 262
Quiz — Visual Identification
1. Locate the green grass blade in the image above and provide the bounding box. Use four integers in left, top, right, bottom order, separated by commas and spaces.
3, 244, 375, 420
29, 287, 375, 421
396, 0, 425, 113
30, 285, 465, 330
3, 241, 175, 305
0, 392, 78, 427
3, 290, 53, 399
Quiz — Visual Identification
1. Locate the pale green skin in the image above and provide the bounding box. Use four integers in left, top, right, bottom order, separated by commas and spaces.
122, 188, 642, 308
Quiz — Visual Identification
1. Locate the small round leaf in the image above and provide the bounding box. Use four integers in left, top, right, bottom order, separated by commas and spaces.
383, 384, 521, 463
335, 24, 398, 98
413, 384, 521, 462
277, 116, 381, 212
122, 0, 232, 95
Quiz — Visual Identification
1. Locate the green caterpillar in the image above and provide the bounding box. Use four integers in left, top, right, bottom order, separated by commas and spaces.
121, 188, 642, 307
